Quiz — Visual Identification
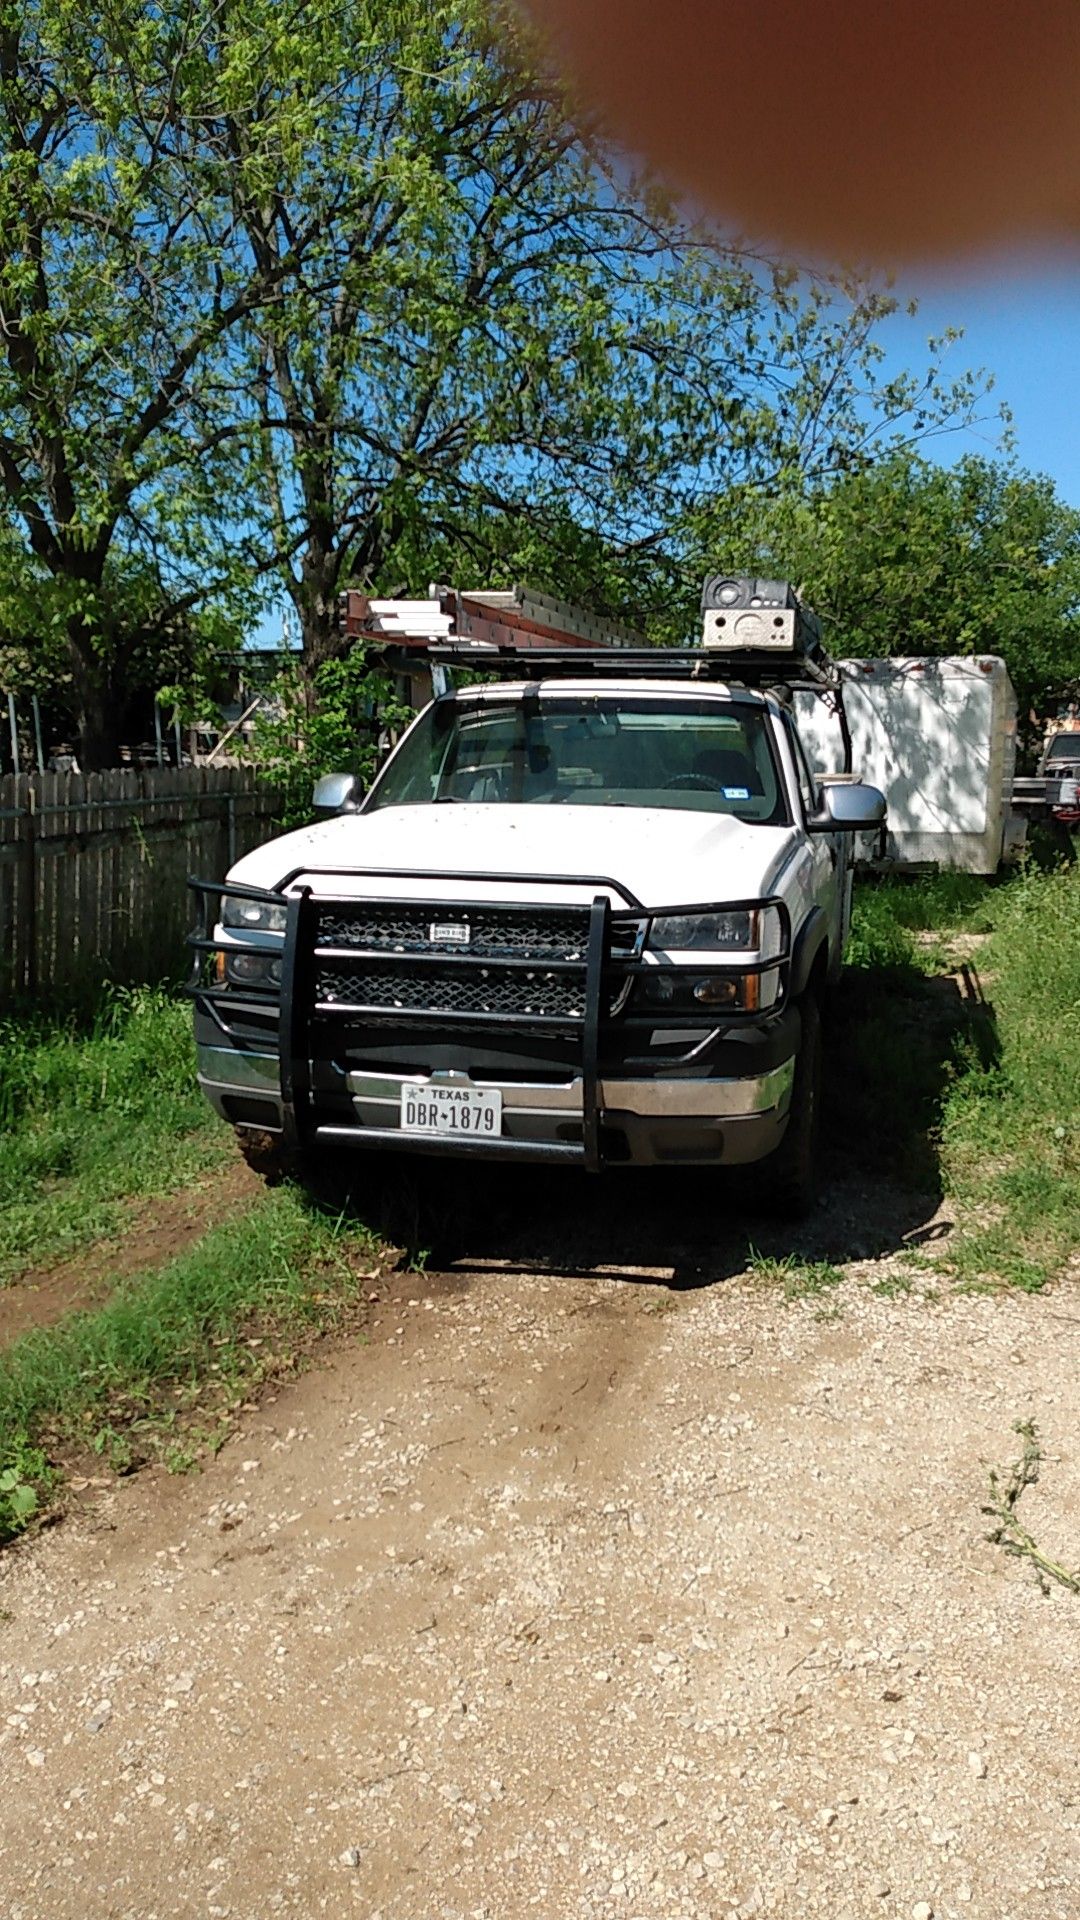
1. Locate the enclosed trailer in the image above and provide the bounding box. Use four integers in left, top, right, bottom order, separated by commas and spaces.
794, 656, 1019, 873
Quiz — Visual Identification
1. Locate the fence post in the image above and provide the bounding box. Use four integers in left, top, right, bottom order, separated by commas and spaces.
22, 774, 36, 1000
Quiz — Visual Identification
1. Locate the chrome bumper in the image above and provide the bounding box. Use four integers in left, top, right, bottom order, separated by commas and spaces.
344, 1062, 794, 1121
197, 1045, 794, 1167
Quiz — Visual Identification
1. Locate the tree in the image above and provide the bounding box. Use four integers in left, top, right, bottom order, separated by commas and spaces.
698, 452, 1080, 720
0, 0, 330, 765
233, 0, 991, 678
0, 0, 993, 764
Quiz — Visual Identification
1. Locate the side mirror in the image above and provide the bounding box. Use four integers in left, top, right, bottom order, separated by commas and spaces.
807, 779, 887, 832
312, 771, 361, 813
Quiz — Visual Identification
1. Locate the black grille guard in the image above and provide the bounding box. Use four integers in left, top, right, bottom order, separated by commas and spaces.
188, 867, 790, 1173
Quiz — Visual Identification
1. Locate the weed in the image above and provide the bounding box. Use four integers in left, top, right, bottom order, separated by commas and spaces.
0, 1435, 54, 1538
0, 986, 223, 1281
90, 1425, 135, 1475
870, 1272, 915, 1298
164, 1424, 228, 1475
748, 1247, 844, 1301
983, 1420, 1080, 1596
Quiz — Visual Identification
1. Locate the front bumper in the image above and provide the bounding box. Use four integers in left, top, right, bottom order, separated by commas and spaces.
196, 1042, 795, 1168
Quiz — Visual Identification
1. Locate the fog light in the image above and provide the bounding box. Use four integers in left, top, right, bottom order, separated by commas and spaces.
692, 976, 740, 1006
692, 974, 760, 1011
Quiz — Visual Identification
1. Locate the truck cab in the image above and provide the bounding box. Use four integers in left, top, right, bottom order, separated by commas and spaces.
190, 583, 885, 1213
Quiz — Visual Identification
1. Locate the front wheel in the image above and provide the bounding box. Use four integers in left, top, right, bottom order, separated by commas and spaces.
234, 1129, 371, 1214
235, 1127, 305, 1186
759, 993, 822, 1218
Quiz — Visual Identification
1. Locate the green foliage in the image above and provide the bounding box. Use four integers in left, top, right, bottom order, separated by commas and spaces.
845, 872, 993, 973
843, 889, 920, 974
251, 648, 414, 828
696, 451, 1080, 718
0, 987, 219, 1281
0, 1435, 52, 1541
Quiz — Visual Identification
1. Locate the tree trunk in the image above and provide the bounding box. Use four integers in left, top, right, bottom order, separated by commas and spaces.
67, 631, 121, 771
297, 552, 348, 699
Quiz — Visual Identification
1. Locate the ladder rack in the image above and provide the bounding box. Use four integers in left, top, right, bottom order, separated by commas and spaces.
338, 584, 647, 652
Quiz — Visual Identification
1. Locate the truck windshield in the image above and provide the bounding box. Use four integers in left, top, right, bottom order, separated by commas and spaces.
366, 694, 789, 824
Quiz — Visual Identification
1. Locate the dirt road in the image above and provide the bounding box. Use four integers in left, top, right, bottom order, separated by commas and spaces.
2, 1167, 1079, 1920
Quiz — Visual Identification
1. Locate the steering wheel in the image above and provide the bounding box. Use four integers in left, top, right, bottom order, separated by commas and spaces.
662, 772, 727, 792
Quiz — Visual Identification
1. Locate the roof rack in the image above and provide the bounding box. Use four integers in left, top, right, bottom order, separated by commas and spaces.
417, 642, 843, 696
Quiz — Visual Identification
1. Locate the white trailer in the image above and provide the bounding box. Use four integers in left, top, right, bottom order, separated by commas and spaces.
794, 655, 1019, 873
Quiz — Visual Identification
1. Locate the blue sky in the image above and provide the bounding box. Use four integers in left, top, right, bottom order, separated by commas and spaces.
880, 249, 1080, 503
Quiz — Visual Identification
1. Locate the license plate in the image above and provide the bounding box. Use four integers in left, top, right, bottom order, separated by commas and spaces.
399, 1084, 503, 1138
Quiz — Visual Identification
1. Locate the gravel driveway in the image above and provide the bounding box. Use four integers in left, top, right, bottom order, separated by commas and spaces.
2, 1167, 1079, 1920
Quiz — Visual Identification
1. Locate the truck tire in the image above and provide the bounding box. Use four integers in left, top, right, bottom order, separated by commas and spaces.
234, 1130, 364, 1215
761, 993, 822, 1218
234, 1127, 307, 1187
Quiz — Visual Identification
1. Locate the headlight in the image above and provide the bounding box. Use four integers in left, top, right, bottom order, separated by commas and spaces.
648, 905, 783, 956
224, 950, 283, 988
222, 893, 288, 934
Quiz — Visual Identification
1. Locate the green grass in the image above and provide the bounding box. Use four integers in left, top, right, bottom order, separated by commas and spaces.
838, 862, 1080, 1293
844, 870, 993, 975
0, 986, 223, 1282
935, 864, 1080, 1291
0, 1184, 378, 1542
748, 1247, 844, 1300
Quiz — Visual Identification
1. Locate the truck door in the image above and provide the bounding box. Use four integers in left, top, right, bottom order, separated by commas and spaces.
785, 714, 849, 978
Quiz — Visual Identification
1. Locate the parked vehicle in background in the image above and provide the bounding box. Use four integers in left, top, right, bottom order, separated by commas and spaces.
794, 656, 1020, 873
189, 577, 885, 1215
1038, 726, 1080, 826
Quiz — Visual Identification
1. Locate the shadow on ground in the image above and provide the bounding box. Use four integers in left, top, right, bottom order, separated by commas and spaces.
315, 955, 1000, 1292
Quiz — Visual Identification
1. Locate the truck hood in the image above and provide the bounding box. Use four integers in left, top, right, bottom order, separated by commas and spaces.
227, 804, 797, 911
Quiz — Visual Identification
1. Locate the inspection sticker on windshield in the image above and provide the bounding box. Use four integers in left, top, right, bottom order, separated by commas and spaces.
723, 786, 750, 799
400, 1084, 502, 1136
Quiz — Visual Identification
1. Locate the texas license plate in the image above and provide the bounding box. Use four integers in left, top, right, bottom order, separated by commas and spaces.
399, 1084, 503, 1137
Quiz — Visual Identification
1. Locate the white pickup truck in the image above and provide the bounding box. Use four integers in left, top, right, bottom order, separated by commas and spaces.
189, 580, 885, 1214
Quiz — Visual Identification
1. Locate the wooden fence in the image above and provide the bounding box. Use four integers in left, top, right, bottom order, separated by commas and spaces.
0, 766, 282, 1003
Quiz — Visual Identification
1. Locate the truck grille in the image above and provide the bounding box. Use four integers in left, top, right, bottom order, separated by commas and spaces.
316, 902, 592, 960
317, 963, 586, 1020
312, 901, 637, 1025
